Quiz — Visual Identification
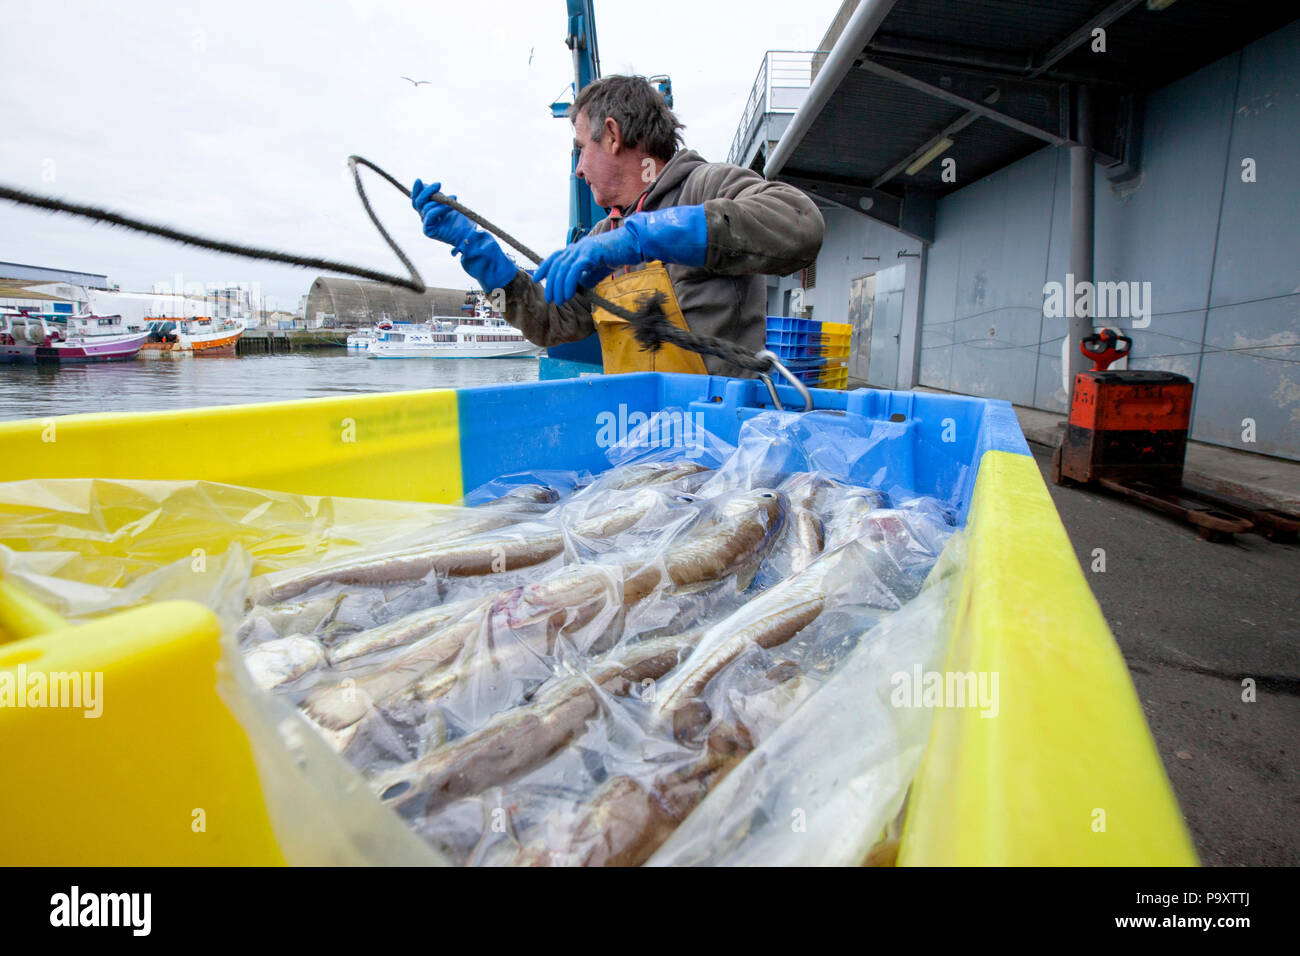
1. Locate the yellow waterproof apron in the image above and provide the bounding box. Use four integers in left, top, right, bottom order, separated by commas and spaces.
590, 261, 708, 375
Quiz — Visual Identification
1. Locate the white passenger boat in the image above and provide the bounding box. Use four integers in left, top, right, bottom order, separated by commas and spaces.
367, 301, 541, 360
345, 329, 375, 350
345, 320, 394, 351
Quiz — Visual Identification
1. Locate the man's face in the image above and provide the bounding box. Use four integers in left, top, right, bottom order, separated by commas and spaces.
574, 111, 620, 209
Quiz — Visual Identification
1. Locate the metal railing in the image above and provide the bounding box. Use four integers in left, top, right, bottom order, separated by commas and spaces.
728, 51, 825, 167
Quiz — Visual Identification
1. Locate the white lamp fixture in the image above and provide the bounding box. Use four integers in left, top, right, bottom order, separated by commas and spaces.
905, 137, 954, 176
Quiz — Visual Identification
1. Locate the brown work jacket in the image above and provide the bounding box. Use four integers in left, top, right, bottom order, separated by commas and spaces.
502, 148, 825, 378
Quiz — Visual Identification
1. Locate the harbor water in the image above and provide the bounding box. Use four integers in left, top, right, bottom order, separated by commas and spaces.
0, 352, 540, 422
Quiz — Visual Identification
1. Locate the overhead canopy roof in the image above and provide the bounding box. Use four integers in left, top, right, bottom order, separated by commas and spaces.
766, 0, 1299, 240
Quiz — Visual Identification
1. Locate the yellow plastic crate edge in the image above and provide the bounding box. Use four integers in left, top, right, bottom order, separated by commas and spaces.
0, 600, 285, 865
0, 575, 68, 644
897, 449, 1198, 866
0, 387, 464, 504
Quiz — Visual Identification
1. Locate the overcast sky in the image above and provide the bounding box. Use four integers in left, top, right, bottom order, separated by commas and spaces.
0, 0, 842, 310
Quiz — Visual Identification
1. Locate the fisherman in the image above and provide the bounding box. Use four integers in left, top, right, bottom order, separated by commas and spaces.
411, 74, 824, 377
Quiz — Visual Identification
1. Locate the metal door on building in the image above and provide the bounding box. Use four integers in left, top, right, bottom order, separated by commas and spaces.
867, 264, 905, 389
848, 273, 875, 381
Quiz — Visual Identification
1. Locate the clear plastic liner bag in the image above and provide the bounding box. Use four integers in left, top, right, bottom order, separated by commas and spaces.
0, 477, 576, 595
0, 536, 254, 635
457, 470, 591, 509
646, 538, 965, 867
593, 406, 737, 492
695, 408, 964, 515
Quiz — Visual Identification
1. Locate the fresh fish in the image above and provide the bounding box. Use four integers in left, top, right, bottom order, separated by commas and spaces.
236, 592, 346, 644
647, 461, 713, 487
673, 469, 714, 495
523, 720, 756, 867
816, 481, 887, 511
826, 506, 950, 585
592, 460, 711, 492
242, 636, 327, 691
348, 489, 784, 730
489, 563, 625, 637
304, 613, 485, 731
651, 544, 865, 735
306, 571, 616, 746
376, 567, 628, 727
394, 620, 552, 721
623, 489, 787, 603
875, 506, 952, 559
327, 596, 488, 666
303, 704, 444, 761
371, 631, 702, 817
253, 486, 693, 606
475, 484, 560, 506
306, 536, 694, 748
524, 668, 812, 867
564, 488, 694, 540
778, 474, 830, 573
787, 507, 824, 573
726, 663, 817, 743
320, 558, 650, 744
252, 523, 566, 604
780, 472, 840, 505
823, 494, 881, 551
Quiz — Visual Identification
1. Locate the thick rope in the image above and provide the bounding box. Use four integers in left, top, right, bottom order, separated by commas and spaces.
0, 169, 425, 292
0, 157, 774, 374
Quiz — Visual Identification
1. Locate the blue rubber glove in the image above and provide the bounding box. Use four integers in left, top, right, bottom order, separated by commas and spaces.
411, 179, 518, 293
532, 205, 708, 305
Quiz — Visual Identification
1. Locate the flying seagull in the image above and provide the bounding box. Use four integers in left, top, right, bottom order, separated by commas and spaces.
401, 76, 431, 87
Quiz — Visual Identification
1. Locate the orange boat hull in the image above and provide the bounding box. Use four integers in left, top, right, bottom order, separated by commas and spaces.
140, 325, 243, 356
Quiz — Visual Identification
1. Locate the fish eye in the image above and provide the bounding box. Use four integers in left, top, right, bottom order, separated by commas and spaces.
380, 780, 411, 800
759, 492, 776, 499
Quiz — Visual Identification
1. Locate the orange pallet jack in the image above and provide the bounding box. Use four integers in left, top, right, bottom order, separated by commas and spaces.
1052, 330, 1299, 542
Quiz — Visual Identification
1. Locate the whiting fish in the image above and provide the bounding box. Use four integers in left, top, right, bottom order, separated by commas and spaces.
650, 545, 865, 735
370, 631, 703, 817
243, 635, 327, 691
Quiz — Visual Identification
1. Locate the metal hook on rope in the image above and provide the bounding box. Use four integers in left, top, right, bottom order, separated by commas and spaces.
754, 350, 813, 413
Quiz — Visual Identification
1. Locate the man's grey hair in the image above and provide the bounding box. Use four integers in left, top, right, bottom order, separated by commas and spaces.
569, 75, 684, 162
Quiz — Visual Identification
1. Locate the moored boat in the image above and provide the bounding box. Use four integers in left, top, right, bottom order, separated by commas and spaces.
345, 320, 395, 351
366, 293, 541, 359
0, 310, 148, 364
345, 329, 375, 351
139, 316, 246, 356
367, 317, 543, 359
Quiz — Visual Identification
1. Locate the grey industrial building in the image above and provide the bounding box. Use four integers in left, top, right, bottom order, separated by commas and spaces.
302, 277, 476, 327
737, 0, 1299, 461
0, 261, 109, 288
0, 261, 110, 314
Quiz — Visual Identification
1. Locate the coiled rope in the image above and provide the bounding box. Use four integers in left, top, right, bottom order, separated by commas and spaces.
0, 156, 775, 374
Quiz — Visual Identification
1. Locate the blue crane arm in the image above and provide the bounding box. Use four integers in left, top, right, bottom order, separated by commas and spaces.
544, 2, 673, 368
557, 0, 602, 244
544, 0, 606, 367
